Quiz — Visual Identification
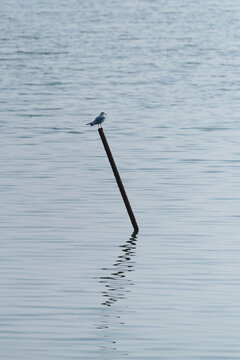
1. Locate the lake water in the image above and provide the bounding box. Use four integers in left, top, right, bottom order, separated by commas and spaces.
1, 0, 240, 358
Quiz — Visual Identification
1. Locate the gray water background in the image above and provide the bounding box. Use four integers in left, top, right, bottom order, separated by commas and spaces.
1, 0, 240, 358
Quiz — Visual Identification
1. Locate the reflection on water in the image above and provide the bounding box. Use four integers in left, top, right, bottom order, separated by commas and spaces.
96, 232, 137, 357
100, 231, 137, 308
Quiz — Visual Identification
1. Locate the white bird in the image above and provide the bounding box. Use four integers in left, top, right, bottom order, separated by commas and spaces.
86, 112, 106, 127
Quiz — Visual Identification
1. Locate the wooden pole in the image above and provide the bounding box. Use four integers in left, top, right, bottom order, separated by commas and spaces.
98, 127, 139, 233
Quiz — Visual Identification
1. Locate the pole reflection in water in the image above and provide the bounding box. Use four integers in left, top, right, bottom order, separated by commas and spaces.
100, 231, 137, 307
96, 231, 138, 356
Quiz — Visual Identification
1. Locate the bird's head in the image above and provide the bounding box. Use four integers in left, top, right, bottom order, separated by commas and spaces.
100, 112, 107, 116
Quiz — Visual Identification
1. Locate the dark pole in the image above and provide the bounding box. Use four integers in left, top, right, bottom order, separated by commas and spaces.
98, 127, 139, 233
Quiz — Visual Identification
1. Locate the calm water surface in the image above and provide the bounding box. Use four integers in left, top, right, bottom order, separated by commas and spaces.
1, 0, 240, 359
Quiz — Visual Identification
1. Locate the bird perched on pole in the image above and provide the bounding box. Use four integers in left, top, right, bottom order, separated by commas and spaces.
86, 112, 106, 128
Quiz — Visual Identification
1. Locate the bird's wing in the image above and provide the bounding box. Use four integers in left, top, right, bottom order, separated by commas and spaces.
94, 115, 104, 124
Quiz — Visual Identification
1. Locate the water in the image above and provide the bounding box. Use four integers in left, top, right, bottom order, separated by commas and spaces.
1, 0, 240, 358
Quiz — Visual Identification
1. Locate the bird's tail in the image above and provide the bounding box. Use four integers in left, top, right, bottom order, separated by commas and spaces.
86, 122, 93, 126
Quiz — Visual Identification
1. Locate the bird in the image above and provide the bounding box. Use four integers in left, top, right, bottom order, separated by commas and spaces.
86, 112, 106, 127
